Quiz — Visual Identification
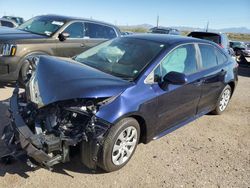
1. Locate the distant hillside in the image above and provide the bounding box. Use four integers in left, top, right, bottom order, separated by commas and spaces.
119, 24, 250, 34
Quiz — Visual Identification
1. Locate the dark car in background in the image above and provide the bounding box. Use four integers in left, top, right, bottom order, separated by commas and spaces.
2, 34, 238, 172
149, 27, 180, 35
121, 31, 133, 36
187, 31, 234, 56
229, 41, 250, 58
0, 14, 121, 83
2, 16, 24, 25
0, 18, 18, 28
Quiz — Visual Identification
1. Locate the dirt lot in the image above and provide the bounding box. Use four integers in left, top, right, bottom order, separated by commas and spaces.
0, 67, 249, 188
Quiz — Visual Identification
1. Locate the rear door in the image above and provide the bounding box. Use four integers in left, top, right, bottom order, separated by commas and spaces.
196, 44, 228, 114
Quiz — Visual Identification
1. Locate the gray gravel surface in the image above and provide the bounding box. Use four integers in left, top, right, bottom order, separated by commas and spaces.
0, 67, 249, 188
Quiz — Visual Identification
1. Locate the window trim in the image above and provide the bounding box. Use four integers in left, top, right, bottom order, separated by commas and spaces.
144, 42, 200, 84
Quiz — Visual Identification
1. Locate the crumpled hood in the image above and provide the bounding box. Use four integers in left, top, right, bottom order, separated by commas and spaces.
28, 56, 133, 106
0, 27, 46, 41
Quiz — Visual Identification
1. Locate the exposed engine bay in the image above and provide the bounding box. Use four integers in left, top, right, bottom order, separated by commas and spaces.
1, 87, 111, 170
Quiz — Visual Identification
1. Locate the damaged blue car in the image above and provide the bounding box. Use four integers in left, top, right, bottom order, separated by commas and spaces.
1, 34, 238, 172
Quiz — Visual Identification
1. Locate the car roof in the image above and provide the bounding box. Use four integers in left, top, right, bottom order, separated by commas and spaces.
188, 31, 225, 36
3, 16, 23, 19
124, 34, 214, 45
34, 14, 117, 27
150, 26, 179, 31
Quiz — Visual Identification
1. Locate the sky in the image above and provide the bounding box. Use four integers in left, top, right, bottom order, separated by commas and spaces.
0, 0, 249, 29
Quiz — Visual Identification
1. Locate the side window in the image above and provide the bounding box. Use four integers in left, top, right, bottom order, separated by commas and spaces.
103, 26, 117, 39
153, 44, 197, 81
85, 22, 117, 39
199, 44, 218, 69
63, 22, 84, 38
1, 21, 14, 27
215, 48, 227, 64
159, 44, 197, 78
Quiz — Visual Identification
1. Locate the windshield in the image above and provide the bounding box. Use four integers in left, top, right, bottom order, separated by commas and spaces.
75, 37, 165, 80
18, 16, 65, 36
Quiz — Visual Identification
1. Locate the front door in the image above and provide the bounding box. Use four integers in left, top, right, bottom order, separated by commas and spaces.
55, 22, 88, 57
154, 44, 202, 133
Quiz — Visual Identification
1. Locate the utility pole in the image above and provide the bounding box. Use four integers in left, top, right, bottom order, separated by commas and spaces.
206, 21, 209, 32
156, 14, 159, 28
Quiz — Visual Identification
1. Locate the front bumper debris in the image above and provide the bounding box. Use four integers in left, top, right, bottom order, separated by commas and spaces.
1, 87, 111, 169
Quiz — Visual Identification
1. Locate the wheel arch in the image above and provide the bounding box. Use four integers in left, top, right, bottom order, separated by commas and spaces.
17, 51, 50, 79
129, 115, 147, 144
112, 113, 148, 144
227, 81, 236, 96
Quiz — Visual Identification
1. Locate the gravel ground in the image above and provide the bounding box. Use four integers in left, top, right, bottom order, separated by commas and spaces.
0, 67, 249, 188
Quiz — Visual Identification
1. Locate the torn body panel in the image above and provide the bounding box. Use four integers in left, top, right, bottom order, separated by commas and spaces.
1, 87, 111, 169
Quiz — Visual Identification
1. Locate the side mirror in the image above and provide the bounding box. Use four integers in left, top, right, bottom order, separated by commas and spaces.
58, 32, 70, 41
160, 71, 187, 89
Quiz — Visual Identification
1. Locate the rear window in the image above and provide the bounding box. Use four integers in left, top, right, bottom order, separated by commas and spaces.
85, 22, 117, 39
199, 44, 218, 69
216, 49, 227, 64
1, 20, 14, 27
189, 32, 220, 45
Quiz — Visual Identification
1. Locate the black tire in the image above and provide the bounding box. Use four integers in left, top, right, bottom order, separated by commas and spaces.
19, 58, 32, 85
98, 117, 140, 172
19, 53, 46, 85
211, 85, 232, 115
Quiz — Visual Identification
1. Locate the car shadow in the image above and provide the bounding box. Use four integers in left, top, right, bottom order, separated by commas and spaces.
0, 98, 105, 178
238, 66, 250, 77
0, 82, 16, 89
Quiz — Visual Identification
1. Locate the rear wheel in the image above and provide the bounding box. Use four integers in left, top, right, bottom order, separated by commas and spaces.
211, 85, 232, 115
98, 117, 140, 172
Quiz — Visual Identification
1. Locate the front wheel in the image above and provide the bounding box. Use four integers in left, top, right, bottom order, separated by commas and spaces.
98, 117, 140, 172
211, 85, 232, 115
20, 58, 33, 85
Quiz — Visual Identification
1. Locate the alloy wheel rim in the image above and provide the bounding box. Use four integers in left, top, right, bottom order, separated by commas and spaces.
112, 126, 137, 166
219, 89, 231, 111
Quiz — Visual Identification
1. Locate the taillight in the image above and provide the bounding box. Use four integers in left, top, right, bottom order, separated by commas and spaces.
219, 44, 224, 48
234, 62, 239, 68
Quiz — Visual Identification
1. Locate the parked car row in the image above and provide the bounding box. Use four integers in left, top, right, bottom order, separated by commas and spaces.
149, 26, 180, 35
0, 14, 238, 173
2, 16, 24, 25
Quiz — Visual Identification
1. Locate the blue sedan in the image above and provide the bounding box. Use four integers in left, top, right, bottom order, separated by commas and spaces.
2, 34, 238, 172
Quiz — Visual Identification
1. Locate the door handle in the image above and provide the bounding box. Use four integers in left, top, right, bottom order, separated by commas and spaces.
220, 69, 227, 76
221, 69, 226, 73
194, 79, 203, 86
